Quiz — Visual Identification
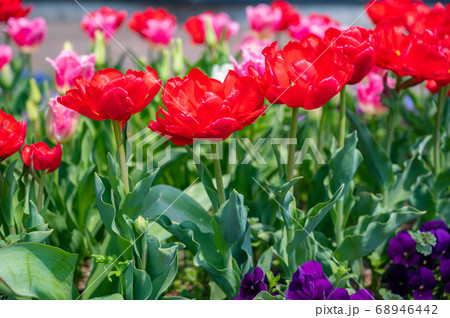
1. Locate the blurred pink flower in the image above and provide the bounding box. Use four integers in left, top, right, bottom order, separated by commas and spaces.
230, 38, 270, 77
0, 44, 13, 71
356, 66, 395, 115
46, 49, 95, 94
4, 17, 46, 54
289, 13, 340, 41
45, 97, 80, 144
185, 11, 239, 45
81, 7, 127, 41
246, 4, 282, 39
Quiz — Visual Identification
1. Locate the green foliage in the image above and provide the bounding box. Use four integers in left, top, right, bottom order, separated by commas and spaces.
0, 243, 77, 299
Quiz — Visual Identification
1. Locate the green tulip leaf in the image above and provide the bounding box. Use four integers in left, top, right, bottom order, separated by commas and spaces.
0, 243, 77, 300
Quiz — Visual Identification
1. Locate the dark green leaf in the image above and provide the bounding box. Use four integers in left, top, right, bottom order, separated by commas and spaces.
347, 110, 393, 190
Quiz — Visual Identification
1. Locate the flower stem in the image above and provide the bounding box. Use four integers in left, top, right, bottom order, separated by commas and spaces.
1, 169, 16, 235
287, 107, 299, 186
211, 143, 225, 206
335, 86, 347, 246
434, 85, 449, 176
112, 120, 130, 194
141, 235, 148, 272
37, 172, 45, 214
318, 103, 328, 152
338, 85, 347, 149
386, 76, 402, 158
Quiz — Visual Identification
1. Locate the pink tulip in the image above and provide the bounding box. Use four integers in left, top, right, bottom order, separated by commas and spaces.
46, 49, 95, 94
45, 97, 80, 144
356, 66, 395, 115
289, 13, 340, 41
207, 12, 239, 41
4, 17, 46, 54
230, 37, 270, 77
185, 11, 239, 45
0, 44, 13, 71
81, 7, 127, 41
246, 4, 282, 39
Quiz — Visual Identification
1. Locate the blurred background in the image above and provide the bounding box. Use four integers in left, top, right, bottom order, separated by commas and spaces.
25, 1, 437, 70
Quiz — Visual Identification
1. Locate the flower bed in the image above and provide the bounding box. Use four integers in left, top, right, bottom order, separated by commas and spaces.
0, 0, 449, 300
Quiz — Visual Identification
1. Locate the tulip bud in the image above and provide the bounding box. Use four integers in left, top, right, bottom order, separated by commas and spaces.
0, 64, 14, 89
29, 78, 42, 105
204, 17, 217, 48
94, 30, 106, 69
160, 49, 171, 82
63, 41, 74, 51
134, 216, 148, 235
26, 99, 41, 139
45, 97, 80, 144
171, 38, 184, 76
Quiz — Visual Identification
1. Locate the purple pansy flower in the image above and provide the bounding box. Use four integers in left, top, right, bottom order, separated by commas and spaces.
350, 289, 375, 300
385, 264, 410, 297
434, 229, 450, 258
418, 255, 438, 270
327, 288, 374, 300
388, 231, 419, 267
328, 288, 350, 300
420, 221, 450, 259
302, 261, 329, 280
235, 267, 268, 300
420, 220, 448, 233
440, 260, 450, 294
286, 263, 333, 300
408, 267, 436, 300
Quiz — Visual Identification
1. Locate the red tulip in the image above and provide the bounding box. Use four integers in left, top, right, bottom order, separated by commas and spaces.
0, 109, 27, 162
405, 2, 450, 37
57, 67, 161, 128
426, 80, 450, 95
149, 68, 266, 146
366, 0, 418, 25
21, 142, 62, 173
0, 0, 32, 23
271, 0, 300, 31
374, 19, 449, 85
128, 7, 177, 49
249, 36, 354, 109
324, 26, 377, 85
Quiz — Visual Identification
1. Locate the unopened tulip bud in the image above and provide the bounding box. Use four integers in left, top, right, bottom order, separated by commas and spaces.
171, 38, 184, 76
26, 99, 41, 139
63, 41, 74, 51
204, 18, 217, 48
94, 30, 106, 69
0, 64, 14, 89
29, 78, 42, 104
134, 216, 148, 235
160, 49, 171, 82
45, 97, 80, 144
